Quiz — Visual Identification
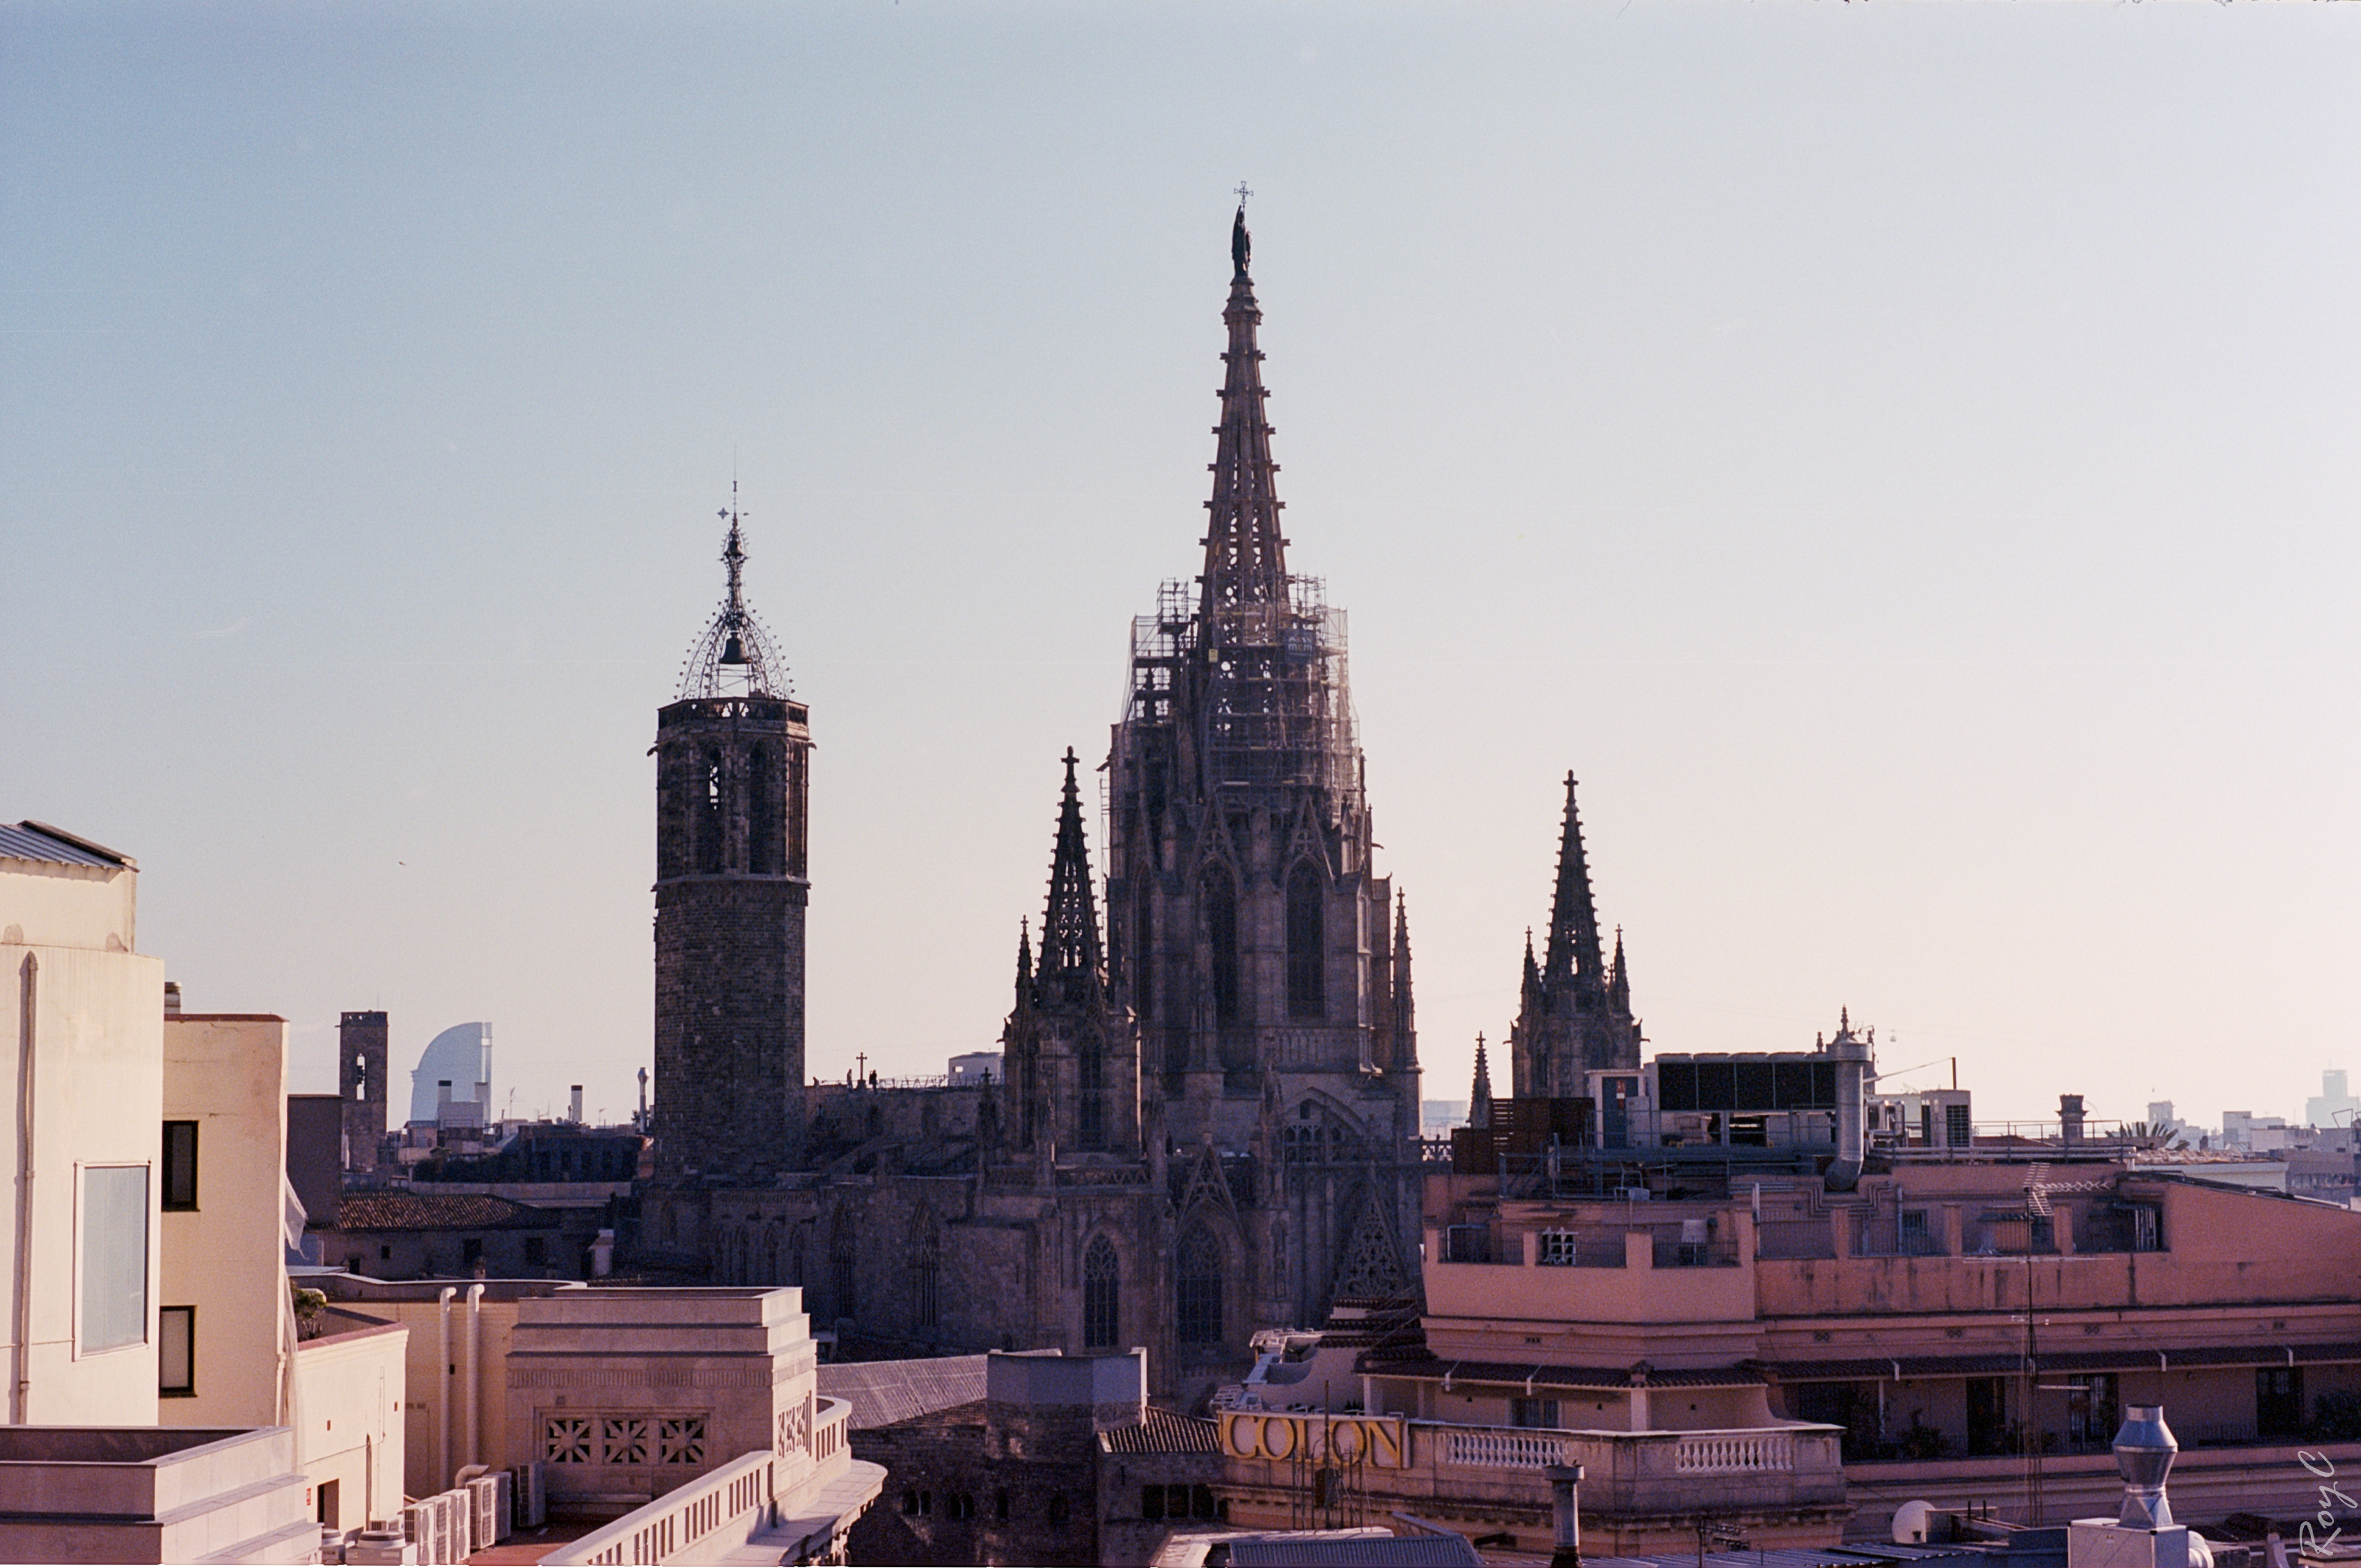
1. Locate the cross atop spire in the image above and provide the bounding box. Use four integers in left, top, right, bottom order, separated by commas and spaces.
1542, 774, 1608, 1001
1202, 206, 1288, 613
1035, 748, 1106, 1008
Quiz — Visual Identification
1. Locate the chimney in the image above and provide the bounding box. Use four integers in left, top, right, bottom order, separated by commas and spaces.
2113, 1405, 2176, 1529
1544, 1464, 1583, 1568
438, 1080, 453, 1104
2061, 1093, 2087, 1146
570, 1085, 584, 1124
1823, 1013, 1873, 1192
163, 981, 181, 1019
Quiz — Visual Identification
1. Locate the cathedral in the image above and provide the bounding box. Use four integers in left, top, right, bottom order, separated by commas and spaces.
633, 206, 1627, 1404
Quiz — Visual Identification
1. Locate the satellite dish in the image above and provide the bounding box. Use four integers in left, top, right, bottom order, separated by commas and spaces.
1892, 1500, 1936, 1544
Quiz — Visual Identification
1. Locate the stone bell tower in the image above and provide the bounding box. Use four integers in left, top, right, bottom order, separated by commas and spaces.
652, 492, 813, 1183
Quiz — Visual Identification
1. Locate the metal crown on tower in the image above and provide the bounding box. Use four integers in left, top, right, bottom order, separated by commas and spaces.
677, 483, 790, 700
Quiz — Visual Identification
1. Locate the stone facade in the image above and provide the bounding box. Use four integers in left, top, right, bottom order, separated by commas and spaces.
639, 215, 1433, 1406
338, 1010, 388, 1173
501, 1285, 823, 1512
846, 1350, 1150, 1568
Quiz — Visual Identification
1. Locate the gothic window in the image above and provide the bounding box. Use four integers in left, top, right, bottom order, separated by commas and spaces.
913, 1228, 941, 1330
697, 748, 725, 874
1176, 1227, 1224, 1346
1285, 863, 1324, 1019
1083, 1236, 1120, 1349
1077, 1043, 1105, 1149
831, 1225, 858, 1319
747, 745, 776, 874
1203, 869, 1240, 1026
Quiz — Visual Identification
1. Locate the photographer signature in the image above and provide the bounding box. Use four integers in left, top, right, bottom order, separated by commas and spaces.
2296, 1451, 2355, 1553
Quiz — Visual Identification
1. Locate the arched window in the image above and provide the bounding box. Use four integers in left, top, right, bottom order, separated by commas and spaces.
1077, 1041, 1105, 1149
1083, 1236, 1120, 1349
1286, 863, 1324, 1019
1176, 1228, 1224, 1346
1202, 869, 1240, 1026
697, 748, 725, 874
747, 744, 775, 874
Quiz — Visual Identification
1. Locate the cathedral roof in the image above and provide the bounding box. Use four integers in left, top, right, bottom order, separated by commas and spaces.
818, 1354, 989, 1430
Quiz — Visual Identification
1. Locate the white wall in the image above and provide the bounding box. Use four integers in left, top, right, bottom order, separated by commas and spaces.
0, 857, 165, 1425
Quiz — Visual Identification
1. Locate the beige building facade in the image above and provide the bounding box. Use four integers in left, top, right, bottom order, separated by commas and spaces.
1, 821, 166, 1427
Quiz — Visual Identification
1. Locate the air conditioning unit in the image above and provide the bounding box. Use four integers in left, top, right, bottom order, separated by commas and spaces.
493, 1473, 514, 1544
467, 1475, 501, 1552
1615, 1186, 1652, 1202
519, 1460, 549, 1529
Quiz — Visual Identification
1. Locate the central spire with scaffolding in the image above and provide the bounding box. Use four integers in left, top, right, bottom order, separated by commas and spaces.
1122, 201, 1359, 803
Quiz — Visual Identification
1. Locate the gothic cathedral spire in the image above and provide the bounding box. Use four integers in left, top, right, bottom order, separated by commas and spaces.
1001, 751, 1138, 1160
1509, 773, 1640, 1098
1036, 748, 1106, 1009
1543, 773, 1608, 1003
1201, 199, 1288, 616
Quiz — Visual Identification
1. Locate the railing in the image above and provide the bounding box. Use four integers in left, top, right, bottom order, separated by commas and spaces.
1439, 1425, 1580, 1470
813, 1395, 848, 1464
544, 1452, 774, 1566
1673, 1431, 1793, 1473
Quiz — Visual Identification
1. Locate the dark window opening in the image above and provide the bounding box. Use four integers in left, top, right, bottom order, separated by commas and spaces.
1048, 1493, 1069, 1526
832, 1231, 858, 1319
1134, 879, 1155, 1023
994, 1489, 1010, 1520
1204, 870, 1240, 1026
162, 1121, 198, 1211
697, 748, 725, 874
316, 1477, 340, 1528
460, 1237, 483, 1271
523, 1237, 547, 1267
1966, 1377, 2009, 1456
1177, 1228, 1223, 1345
747, 745, 776, 875
2259, 1367, 2305, 1437
1083, 1237, 1120, 1349
914, 1255, 939, 1329
1077, 1048, 1105, 1149
1285, 864, 1324, 1019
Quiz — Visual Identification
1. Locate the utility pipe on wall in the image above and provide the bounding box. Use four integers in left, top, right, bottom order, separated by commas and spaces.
435, 1287, 455, 1491
11, 955, 36, 1426
464, 1283, 485, 1473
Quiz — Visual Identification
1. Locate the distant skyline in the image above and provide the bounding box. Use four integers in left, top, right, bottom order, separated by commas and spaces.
3, 3, 2354, 1131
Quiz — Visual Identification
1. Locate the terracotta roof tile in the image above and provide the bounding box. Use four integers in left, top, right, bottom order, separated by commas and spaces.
325, 1191, 559, 1232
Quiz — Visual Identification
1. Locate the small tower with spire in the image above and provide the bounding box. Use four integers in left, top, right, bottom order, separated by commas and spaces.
1470, 1034, 1496, 1131
651, 494, 815, 1185
1001, 750, 1140, 1159
1509, 774, 1641, 1099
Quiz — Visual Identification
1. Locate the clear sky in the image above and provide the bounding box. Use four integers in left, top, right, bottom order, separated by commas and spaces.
3, 2, 2354, 1133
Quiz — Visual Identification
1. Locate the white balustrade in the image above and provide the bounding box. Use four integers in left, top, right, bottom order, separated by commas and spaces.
1672, 1431, 1794, 1473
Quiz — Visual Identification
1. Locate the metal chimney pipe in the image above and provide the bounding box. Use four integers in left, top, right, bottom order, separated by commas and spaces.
2114, 1404, 2177, 1529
